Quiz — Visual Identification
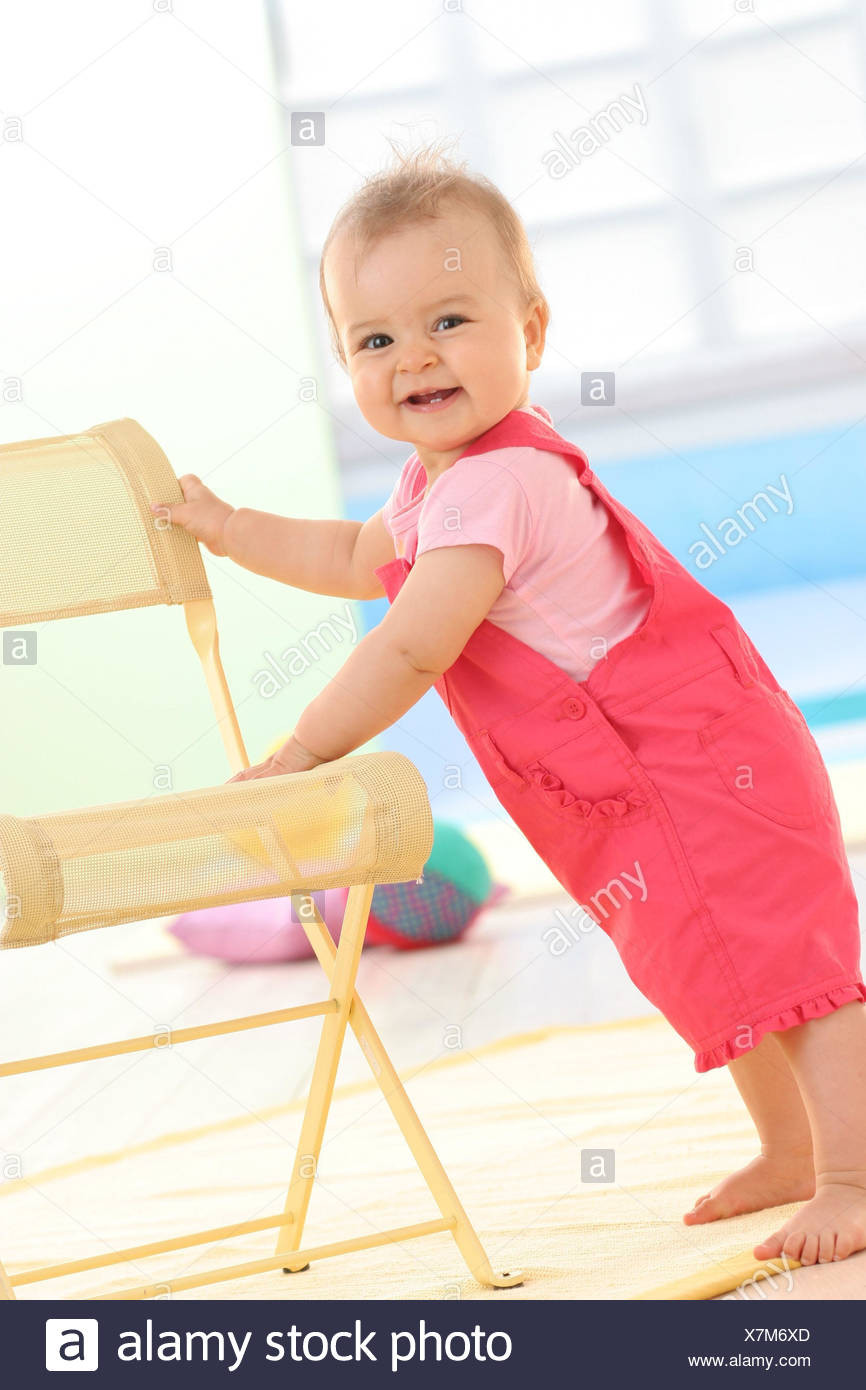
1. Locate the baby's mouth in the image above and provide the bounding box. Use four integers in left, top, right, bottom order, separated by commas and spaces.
402, 386, 462, 412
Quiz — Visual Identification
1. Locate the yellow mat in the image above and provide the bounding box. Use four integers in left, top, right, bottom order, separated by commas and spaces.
1, 1013, 817, 1300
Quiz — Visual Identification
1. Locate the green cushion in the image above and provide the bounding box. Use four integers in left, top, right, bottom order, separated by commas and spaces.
425, 821, 492, 904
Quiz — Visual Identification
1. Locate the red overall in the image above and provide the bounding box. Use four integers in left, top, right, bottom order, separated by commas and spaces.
374, 406, 865, 1073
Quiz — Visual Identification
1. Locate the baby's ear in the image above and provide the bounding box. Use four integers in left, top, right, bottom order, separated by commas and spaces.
524, 298, 547, 368
526, 341, 545, 371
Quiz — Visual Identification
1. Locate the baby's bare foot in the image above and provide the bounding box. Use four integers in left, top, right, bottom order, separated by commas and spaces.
753, 1174, 866, 1265
683, 1150, 815, 1226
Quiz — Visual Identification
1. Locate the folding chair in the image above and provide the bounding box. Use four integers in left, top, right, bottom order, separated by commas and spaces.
0, 418, 522, 1299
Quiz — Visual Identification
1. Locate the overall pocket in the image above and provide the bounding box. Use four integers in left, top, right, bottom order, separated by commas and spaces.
698, 685, 832, 829
475, 728, 654, 829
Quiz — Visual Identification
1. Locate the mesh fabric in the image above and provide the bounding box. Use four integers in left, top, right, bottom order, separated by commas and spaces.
0, 417, 210, 626
0, 752, 433, 949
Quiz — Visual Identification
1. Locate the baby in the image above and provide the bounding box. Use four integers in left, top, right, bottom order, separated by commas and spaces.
152, 141, 866, 1271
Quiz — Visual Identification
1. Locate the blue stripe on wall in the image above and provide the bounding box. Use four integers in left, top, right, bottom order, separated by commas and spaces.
590, 420, 865, 598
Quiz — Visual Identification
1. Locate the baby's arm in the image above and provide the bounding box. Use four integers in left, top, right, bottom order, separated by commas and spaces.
150, 474, 382, 598
234, 542, 506, 779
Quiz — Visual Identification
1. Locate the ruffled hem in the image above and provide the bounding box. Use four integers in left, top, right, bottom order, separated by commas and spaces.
524, 761, 647, 820
694, 981, 866, 1073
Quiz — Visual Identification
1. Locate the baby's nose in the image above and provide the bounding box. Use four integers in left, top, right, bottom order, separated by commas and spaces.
397, 344, 438, 374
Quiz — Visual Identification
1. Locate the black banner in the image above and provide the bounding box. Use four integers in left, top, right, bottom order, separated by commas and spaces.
1, 1296, 859, 1385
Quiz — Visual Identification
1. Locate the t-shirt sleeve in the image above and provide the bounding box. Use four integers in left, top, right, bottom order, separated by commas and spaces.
381, 455, 422, 536
381, 482, 398, 533
416, 454, 533, 585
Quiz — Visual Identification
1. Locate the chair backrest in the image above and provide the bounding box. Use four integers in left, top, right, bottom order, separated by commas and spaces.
0, 418, 210, 627
0, 416, 251, 780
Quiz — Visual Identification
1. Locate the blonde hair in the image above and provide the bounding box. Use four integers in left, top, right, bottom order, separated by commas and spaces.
319, 135, 550, 366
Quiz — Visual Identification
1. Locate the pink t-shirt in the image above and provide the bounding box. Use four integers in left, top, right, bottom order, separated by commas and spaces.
380, 403, 653, 683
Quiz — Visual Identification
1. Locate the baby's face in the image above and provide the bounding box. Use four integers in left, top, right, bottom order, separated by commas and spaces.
323, 205, 544, 458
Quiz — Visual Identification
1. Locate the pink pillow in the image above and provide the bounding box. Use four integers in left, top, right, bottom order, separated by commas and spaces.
168, 887, 350, 963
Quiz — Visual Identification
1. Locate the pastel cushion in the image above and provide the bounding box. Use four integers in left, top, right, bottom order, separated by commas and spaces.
167, 886, 349, 963
167, 822, 508, 961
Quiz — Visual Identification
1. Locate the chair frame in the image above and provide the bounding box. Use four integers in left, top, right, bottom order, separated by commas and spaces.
0, 439, 522, 1298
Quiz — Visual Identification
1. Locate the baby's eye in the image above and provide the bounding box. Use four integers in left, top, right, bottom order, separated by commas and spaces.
435, 315, 466, 331
360, 333, 392, 351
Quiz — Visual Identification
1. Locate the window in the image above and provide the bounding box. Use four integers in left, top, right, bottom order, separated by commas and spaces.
268, 0, 866, 485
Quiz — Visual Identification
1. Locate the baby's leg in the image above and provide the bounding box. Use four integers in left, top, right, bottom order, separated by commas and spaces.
753, 1000, 866, 1264
683, 1031, 815, 1226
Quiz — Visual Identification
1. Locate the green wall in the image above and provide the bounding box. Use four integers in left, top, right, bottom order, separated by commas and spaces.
0, 7, 367, 818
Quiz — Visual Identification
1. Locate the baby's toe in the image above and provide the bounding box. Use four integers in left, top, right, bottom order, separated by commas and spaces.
832, 1227, 861, 1261
753, 1230, 784, 1259
781, 1229, 808, 1262
797, 1232, 819, 1266
817, 1228, 838, 1264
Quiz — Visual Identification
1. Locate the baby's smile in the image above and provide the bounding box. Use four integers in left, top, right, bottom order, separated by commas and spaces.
400, 385, 463, 413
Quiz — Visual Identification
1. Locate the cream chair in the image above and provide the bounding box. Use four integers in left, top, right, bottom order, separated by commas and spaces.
0, 418, 522, 1299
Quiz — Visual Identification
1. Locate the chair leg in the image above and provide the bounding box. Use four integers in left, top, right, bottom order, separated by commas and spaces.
274, 882, 374, 1272
292, 898, 523, 1290
184, 601, 519, 1288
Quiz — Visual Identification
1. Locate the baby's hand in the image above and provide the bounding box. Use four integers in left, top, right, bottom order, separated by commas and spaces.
227, 735, 325, 783
150, 474, 234, 557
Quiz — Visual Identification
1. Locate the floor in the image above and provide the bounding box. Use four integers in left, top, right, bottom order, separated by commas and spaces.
1, 848, 865, 1299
